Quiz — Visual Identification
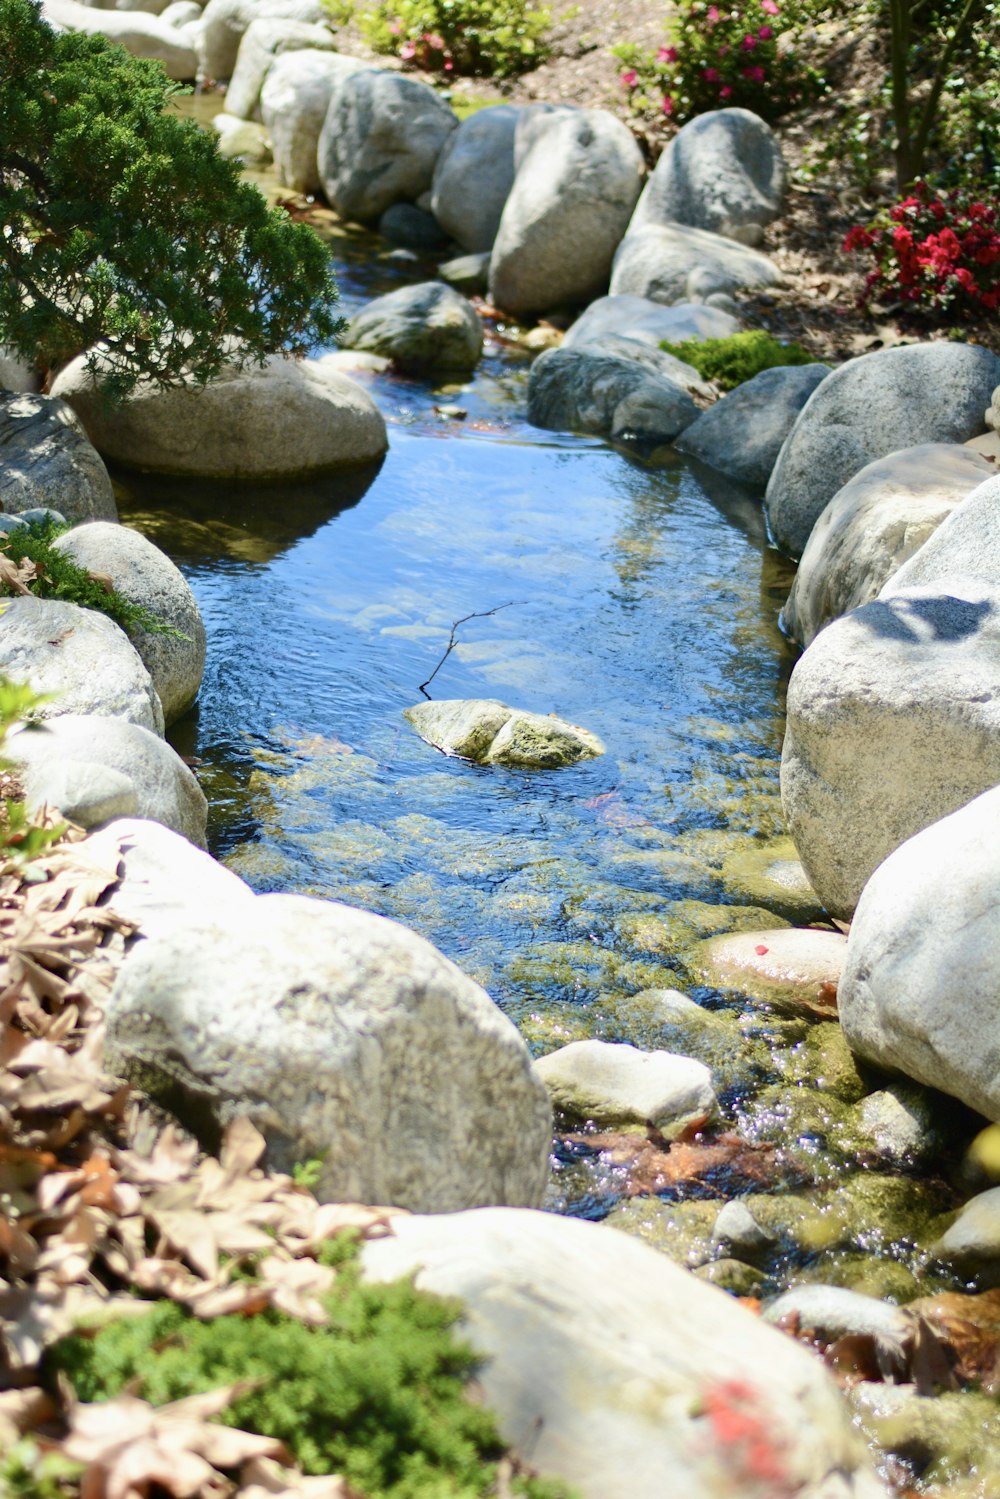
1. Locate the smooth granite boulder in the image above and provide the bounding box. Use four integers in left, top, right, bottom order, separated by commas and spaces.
630, 107, 785, 246
198, 0, 325, 79
782, 579, 1000, 918
318, 70, 457, 225
404, 698, 604, 768
41, 0, 197, 76
563, 334, 715, 402
261, 49, 369, 193
223, 16, 334, 120
51, 353, 387, 479
430, 105, 520, 253
676, 362, 830, 489
488, 109, 645, 316
840, 787, 1000, 1121
534, 1040, 716, 1136
784, 444, 995, 647
765, 342, 1000, 558
106, 895, 552, 1212
362, 1209, 886, 1499
0, 393, 117, 523
344, 283, 482, 374
0, 349, 39, 394
882, 471, 1000, 595
609, 222, 782, 305
563, 294, 741, 351
527, 347, 699, 446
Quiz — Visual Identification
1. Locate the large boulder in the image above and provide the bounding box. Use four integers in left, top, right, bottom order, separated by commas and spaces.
839, 787, 1000, 1121
676, 362, 830, 489
6, 715, 207, 845
318, 71, 457, 225
781, 578, 1000, 918
0, 597, 163, 734
53, 521, 206, 724
198, 0, 325, 80
404, 698, 604, 768
0, 393, 117, 523
488, 109, 645, 316
261, 49, 370, 193
344, 283, 482, 374
50, 353, 387, 480
0, 349, 39, 394
563, 293, 741, 350
105, 895, 552, 1212
430, 105, 520, 253
41, 0, 197, 77
362, 1209, 885, 1499
223, 17, 336, 120
764, 342, 1000, 559
630, 108, 785, 246
783, 444, 995, 647
527, 346, 699, 446
609, 222, 782, 305
882, 470, 1000, 595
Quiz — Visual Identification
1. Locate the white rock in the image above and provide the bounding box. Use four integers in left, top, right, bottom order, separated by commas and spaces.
159, 1, 201, 25
712, 1199, 777, 1257
224, 16, 334, 120
676, 363, 830, 490
527, 346, 700, 446
430, 105, 520, 253
883, 471, 1000, 596
534, 1040, 716, 1135
41, 0, 197, 77
856, 1090, 930, 1166
763, 1284, 911, 1349
198, 0, 325, 80
937, 1186, 1000, 1259
563, 294, 741, 351
362, 1208, 886, 1499
345, 283, 482, 373
0, 393, 117, 523
609, 222, 782, 305
106, 895, 552, 1212
261, 49, 369, 193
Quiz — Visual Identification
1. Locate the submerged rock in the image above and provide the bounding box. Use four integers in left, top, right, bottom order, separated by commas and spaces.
404, 698, 604, 769
691, 926, 846, 1012
534, 1039, 716, 1136
718, 836, 826, 923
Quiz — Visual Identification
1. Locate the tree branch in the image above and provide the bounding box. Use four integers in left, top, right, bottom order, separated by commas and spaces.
418, 602, 523, 699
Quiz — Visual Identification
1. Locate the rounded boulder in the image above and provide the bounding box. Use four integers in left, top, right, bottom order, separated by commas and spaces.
345, 283, 482, 374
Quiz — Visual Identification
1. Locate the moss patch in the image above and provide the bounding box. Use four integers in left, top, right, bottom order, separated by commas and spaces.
658, 331, 819, 392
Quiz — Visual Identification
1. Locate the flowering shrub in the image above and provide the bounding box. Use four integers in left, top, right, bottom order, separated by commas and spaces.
612, 0, 823, 128
844, 182, 1000, 317
328, 0, 552, 77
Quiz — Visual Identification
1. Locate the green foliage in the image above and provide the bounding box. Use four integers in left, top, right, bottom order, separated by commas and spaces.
0, 678, 66, 863
0, 1439, 81, 1499
329, 0, 553, 78
0, 518, 183, 638
0, 0, 342, 400
659, 330, 819, 390
50, 1268, 572, 1499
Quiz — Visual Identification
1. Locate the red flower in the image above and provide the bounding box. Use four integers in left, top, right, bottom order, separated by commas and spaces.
741, 32, 758, 48
702, 66, 720, 81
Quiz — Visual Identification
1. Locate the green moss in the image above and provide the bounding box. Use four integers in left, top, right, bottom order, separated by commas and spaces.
658, 331, 820, 392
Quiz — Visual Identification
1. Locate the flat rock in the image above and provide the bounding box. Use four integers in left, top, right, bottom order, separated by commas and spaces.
765, 341, 1000, 558
261, 49, 370, 193
527, 346, 699, 446
0, 393, 117, 523
362, 1208, 886, 1499
106, 894, 552, 1212
676, 362, 830, 489
198, 0, 325, 80
405, 698, 604, 769
41, 0, 197, 77
783, 443, 994, 647
224, 16, 334, 120
691, 926, 846, 1011
534, 1039, 716, 1136
345, 283, 482, 374
563, 294, 741, 351
431, 105, 520, 253
609, 222, 782, 305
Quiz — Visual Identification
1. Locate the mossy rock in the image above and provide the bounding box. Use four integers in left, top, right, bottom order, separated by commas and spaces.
618, 902, 790, 968
851, 1385, 1000, 1490
403, 699, 604, 769
777, 1023, 868, 1104
603, 1196, 719, 1268
719, 837, 827, 924
693, 1257, 765, 1297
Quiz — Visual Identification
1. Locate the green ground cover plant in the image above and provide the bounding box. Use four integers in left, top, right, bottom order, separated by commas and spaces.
326, 0, 552, 76
659, 330, 819, 390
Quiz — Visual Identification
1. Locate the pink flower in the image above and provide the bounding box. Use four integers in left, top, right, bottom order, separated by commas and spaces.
702, 66, 720, 81
707, 5, 720, 19
423, 30, 445, 48
742, 63, 765, 80
717, 42, 729, 55
657, 45, 678, 62
720, 83, 733, 97
741, 32, 758, 49
761, 0, 779, 11
387, 18, 401, 33
661, 93, 674, 114
620, 68, 638, 87
443, 58, 453, 70
399, 38, 416, 57
758, 23, 773, 37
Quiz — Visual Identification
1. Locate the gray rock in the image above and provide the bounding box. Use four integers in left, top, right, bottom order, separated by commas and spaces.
106, 894, 552, 1212
345, 283, 481, 373
212, 113, 271, 164
0, 597, 163, 734
430, 105, 520, 253
937, 1186, 1000, 1260
0, 393, 117, 524
784, 444, 994, 647
856, 1089, 932, 1167
50, 352, 386, 479
534, 1040, 716, 1136
41, 0, 197, 76
18, 507, 66, 526
438, 252, 491, 296
318, 70, 457, 225
569, 334, 715, 403
763, 1285, 911, 1350
691, 926, 847, 1012
676, 362, 830, 489
159, 1, 201, 25
884, 471, 1000, 596
0, 349, 39, 394
378, 203, 449, 250
765, 341, 1000, 558
512, 102, 578, 169
404, 698, 604, 769
562, 293, 741, 351
198, 0, 325, 80
0, 515, 27, 534
782, 580, 1000, 918
839, 786, 1000, 1121
488, 109, 645, 316
631, 107, 785, 246
362, 1209, 886, 1499
7, 714, 207, 845
261, 49, 370, 194
609, 222, 782, 305
23, 760, 137, 828
711, 1199, 778, 1258
527, 346, 699, 446
52, 521, 205, 724
224, 16, 334, 120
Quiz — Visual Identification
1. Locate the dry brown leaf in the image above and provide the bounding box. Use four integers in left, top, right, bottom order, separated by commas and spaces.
237, 1457, 353, 1499
0, 1385, 58, 1447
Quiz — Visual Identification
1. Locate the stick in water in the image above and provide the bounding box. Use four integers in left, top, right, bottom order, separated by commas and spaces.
418, 601, 523, 698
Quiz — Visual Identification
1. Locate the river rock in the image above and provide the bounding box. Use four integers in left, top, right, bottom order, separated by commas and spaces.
527, 347, 699, 446
52, 521, 205, 724
783, 444, 994, 647
563, 293, 741, 352
0, 349, 39, 393
41, 0, 197, 77
609, 222, 782, 305
404, 698, 604, 769
565, 335, 715, 402
0, 597, 163, 734
224, 16, 334, 120
160, 2, 201, 26
362, 1208, 886, 1499
198, 0, 325, 79
488, 109, 645, 316
883, 471, 1000, 595
431, 105, 520, 253
839, 786, 1000, 1121
764, 341, 1000, 558
534, 1040, 716, 1136
106, 894, 552, 1212
781, 581, 1000, 918
630, 108, 785, 247
344, 283, 482, 374
6, 714, 207, 845
719, 837, 825, 923
763, 1284, 912, 1352
318, 70, 457, 225
438, 252, 491, 296
261, 49, 369, 193
51, 352, 386, 479
711, 1199, 778, 1259
856, 1088, 934, 1168
212, 113, 271, 164
676, 362, 829, 489
378, 203, 448, 251
691, 926, 847, 1012
0, 393, 117, 523
937, 1187, 1000, 1261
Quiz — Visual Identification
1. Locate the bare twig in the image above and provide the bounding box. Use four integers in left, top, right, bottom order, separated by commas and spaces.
418, 602, 523, 698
